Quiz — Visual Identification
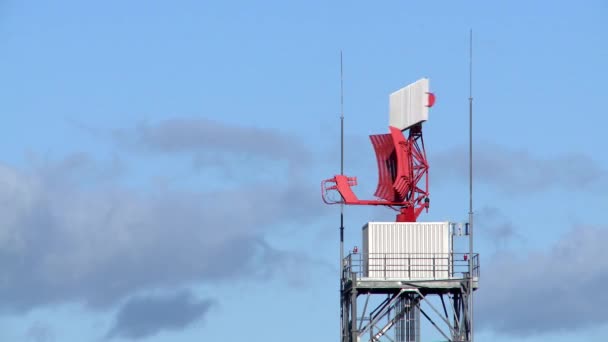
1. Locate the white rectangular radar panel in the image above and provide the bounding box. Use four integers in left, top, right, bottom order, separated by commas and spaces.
389, 78, 430, 131
362, 221, 451, 280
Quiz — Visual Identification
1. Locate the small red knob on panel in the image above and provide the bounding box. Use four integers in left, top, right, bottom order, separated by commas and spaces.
426, 92, 436, 107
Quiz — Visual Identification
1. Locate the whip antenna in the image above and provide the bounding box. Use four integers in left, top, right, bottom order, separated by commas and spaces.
339, 50, 345, 342
468, 29, 475, 342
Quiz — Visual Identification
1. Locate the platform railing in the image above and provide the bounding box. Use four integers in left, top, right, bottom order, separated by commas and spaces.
343, 253, 479, 281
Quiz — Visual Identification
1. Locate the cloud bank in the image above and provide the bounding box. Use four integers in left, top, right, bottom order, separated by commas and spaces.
478, 225, 608, 335
0, 117, 326, 338
0, 157, 316, 313
114, 117, 312, 171
432, 144, 608, 194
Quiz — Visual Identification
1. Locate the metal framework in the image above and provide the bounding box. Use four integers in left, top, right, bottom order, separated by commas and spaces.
341, 252, 479, 342
322, 124, 429, 222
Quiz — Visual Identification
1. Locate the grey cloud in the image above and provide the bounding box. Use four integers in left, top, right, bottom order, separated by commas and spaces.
257, 239, 336, 288
0, 149, 324, 313
432, 144, 608, 194
477, 225, 608, 335
114, 118, 312, 167
475, 206, 522, 247
26, 321, 55, 342
23, 151, 126, 185
106, 290, 214, 340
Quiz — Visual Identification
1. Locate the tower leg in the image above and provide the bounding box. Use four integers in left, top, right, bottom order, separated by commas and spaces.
450, 285, 473, 342
351, 272, 358, 342
395, 294, 420, 342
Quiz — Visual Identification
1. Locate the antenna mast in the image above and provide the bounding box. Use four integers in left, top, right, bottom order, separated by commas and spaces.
468, 29, 475, 342
339, 50, 345, 342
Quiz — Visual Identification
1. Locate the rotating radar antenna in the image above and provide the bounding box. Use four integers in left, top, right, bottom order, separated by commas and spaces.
321, 78, 435, 222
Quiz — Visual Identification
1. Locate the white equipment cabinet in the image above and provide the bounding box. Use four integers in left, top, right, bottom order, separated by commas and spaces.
362, 221, 452, 279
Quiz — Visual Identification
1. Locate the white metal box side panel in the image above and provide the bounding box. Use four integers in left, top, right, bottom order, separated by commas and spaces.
362, 222, 450, 280
362, 223, 369, 276
389, 78, 429, 131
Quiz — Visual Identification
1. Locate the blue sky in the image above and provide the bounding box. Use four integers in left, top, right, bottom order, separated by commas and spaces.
1, 1, 607, 341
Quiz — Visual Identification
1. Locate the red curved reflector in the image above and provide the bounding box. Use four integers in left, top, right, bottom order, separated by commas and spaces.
370, 133, 396, 202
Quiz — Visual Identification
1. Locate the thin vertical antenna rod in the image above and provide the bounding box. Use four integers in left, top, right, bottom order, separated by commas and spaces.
468, 29, 475, 342
341, 51, 345, 177
339, 50, 345, 342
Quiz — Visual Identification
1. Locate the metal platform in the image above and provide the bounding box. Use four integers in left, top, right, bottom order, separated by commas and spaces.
344, 252, 479, 293
352, 278, 479, 292
341, 253, 479, 342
